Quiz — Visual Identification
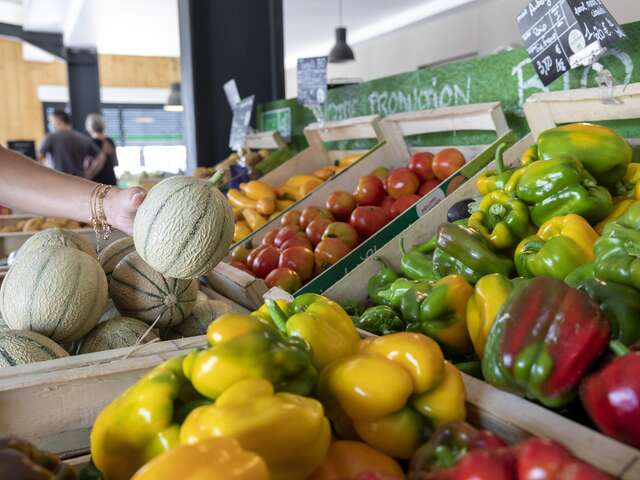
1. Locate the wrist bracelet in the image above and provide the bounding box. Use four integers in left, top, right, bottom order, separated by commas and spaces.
89, 183, 113, 250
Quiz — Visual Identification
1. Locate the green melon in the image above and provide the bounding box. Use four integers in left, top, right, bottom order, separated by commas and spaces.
162, 299, 234, 339
0, 330, 68, 368
0, 247, 108, 343
132, 173, 234, 279
18, 228, 96, 259
109, 252, 198, 328
79, 317, 160, 354
98, 237, 135, 278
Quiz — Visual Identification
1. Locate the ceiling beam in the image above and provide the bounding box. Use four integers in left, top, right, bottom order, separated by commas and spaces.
0, 21, 64, 58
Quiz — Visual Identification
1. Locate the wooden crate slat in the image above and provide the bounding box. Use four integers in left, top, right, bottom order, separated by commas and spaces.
245, 130, 286, 150
525, 82, 640, 138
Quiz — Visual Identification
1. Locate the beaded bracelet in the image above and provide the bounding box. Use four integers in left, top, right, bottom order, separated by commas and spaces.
89, 183, 112, 250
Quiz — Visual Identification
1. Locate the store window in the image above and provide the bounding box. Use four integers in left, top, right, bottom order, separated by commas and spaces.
43, 103, 186, 176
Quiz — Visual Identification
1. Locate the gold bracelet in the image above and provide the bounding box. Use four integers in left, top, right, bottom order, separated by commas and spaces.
89, 183, 113, 250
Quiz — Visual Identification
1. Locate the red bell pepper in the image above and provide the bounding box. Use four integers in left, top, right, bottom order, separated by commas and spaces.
482, 277, 610, 408
409, 422, 507, 477
516, 438, 609, 480
581, 341, 640, 449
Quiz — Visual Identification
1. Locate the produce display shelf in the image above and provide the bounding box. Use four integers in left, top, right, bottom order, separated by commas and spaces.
222, 102, 514, 302
322, 83, 640, 478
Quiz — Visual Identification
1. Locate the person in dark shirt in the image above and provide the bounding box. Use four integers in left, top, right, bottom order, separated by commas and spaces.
85, 113, 118, 186
37, 109, 111, 178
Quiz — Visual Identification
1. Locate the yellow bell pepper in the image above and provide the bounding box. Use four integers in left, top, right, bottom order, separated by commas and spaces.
515, 213, 598, 279
465, 273, 513, 357
91, 356, 205, 480
595, 197, 635, 234
318, 332, 466, 459
131, 437, 270, 480
240, 180, 276, 201
234, 221, 252, 242
180, 378, 331, 480
186, 315, 317, 400
308, 440, 405, 480
265, 293, 360, 370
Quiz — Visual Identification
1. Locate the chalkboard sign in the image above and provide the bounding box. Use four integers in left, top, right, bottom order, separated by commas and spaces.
517, 0, 625, 86
229, 95, 254, 150
297, 56, 328, 106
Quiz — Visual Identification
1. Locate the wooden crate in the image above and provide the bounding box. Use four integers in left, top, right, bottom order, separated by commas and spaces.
205, 261, 268, 310
224, 103, 513, 297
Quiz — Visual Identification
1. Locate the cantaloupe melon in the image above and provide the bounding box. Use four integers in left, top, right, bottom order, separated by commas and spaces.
132, 173, 234, 279
109, 252, 198, 328
0, 330, 68, 367
0, 246, 108, 343
98, 237, 135, 278
79, 317, 159, 354
17, 228, 96, 259
162, 299, 234, 339
0, 315, 7, 330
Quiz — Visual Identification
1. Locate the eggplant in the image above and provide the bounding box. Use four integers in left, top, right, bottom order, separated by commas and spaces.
447, 198, 474, 222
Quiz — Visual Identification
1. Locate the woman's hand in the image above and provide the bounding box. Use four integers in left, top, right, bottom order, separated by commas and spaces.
104, 187, 147, 235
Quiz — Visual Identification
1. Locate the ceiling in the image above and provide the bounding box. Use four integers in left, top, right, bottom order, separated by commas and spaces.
0, 0, 477, 61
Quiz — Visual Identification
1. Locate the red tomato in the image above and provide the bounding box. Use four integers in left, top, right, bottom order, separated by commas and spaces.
322, 222, 359, 248
386, 168, 420, 199
326, 191, 356, 222
305, 218, 332, 246
433, 148, 465, 180
262, 229, 279, 246
354, 175, 386, 206
379, 196, 395, 220
300, 206, 333, 229
279, 246, 315, 282
418, 178, 440, 196
265, 268, 301, 293
350, 206, 388, 239
274, 224, 304, 248
314, 238, 351, 273
251, 245, 280, 279
280, 210, 301, 227
280, 236, 313, 251
246, 245, 268, 269
389, 194, 420, 219
409, 152, 435, 181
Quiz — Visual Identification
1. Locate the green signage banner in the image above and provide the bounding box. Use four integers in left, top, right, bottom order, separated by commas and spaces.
259, 21, 640, 144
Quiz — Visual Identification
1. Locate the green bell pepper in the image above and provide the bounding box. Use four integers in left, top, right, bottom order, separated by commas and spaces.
354, 305, 405, 335
378, 278, 433, 310
404, 274, 474, 355
399, 238, 437, 280
511, 157, 612, 227
564, 262, 595, 288
537, 123, 632, 187
594, 201, 640, 290
367, 257, 399, 306
432, 223, 514, 284
467, 190, 531, 250
576, 278, 640, 346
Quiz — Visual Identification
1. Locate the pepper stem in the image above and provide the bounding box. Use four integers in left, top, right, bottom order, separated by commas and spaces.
265, 299, 289, 334
610, 340, 630, 357
374, 256, 391, 270
488, 203, 508, 219
494, 143, 507, 175
208, 169, 225, 186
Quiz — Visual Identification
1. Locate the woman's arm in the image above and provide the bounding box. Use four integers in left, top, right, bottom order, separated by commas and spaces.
0, 145, 145, 235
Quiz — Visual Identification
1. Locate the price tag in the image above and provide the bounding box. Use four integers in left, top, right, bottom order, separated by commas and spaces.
517, 0, 625, 86
297, 56, 328, 107
223, 79, 241, 109
228, 95, 254, 150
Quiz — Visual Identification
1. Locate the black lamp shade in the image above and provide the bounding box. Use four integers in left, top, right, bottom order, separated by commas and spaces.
164, 82, 183, 112
329, 27, 355, 63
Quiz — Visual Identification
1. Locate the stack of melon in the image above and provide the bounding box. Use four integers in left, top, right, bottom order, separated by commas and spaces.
0, 174, 236, 368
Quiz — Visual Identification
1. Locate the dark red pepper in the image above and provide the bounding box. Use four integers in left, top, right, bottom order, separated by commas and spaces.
516, 438, 609, 480
482, 277, 610, 408
581, 342, 640, 449
409, 422, 507, 479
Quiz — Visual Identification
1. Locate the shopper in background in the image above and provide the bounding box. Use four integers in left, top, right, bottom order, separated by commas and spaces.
85, 113, 118, 185
1, 145, 145, 235
37, 109, 111, 178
